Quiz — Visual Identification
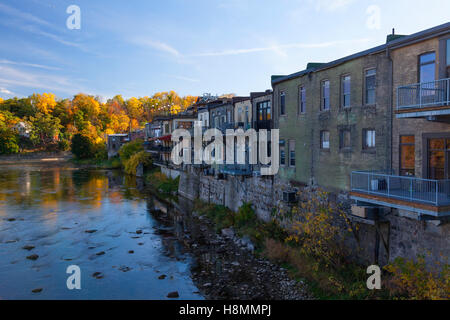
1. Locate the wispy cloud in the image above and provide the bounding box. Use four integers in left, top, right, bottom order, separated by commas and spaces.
165, 75, 199, 83
130, 37, 181, 57
312, 0, 356, 12
0, 59, 61, 71
191, 38, 371, 57
0, 2, 52, 28
0, 65, 85, 95
0, 87, 14, 95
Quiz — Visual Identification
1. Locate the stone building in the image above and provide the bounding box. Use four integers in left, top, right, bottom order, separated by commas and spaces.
271, 23, 450, 266
272, 48, 392, 192
251, 90, 273, 131
233, 96, 252, 129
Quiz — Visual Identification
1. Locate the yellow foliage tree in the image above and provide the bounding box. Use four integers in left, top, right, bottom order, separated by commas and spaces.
126, 97, 144, 121
31, 93, 57, 114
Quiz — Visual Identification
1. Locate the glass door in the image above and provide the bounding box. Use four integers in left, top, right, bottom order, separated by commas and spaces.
428, 138, 450, 180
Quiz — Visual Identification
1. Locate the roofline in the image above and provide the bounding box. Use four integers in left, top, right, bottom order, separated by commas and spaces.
272, 22, 450, 85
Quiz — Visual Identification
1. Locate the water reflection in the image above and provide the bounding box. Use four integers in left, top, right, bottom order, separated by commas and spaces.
0, 164, 202, 300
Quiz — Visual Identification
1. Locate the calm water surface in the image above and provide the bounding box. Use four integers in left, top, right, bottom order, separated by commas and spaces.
0, 164, 202, 300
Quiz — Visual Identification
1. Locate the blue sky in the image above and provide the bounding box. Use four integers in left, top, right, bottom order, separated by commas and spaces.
0, 0, 449, 100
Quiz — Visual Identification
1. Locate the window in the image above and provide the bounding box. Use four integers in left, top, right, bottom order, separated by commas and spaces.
341, 75, 351, 108
321, 131, 330, 150
257, 101, 271, 121
363, 129, 376, 149
280, 140, 286, 166
340, 129, 351, 149
365, 69, 376, 105
227, 110, 232, 123
289, 140, 296, 167
400, 136, 415, 176
321, 80, 330, 110
299, 86, 306, 114
447, 39, 450, 66
280, 92, 286, 115
419, 52, 436, 83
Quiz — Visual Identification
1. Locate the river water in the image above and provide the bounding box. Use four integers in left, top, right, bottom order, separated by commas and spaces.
0, 163, 202, 300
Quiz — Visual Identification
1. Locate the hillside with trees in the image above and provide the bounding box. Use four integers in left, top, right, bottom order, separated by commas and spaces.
0, 91, 197, 159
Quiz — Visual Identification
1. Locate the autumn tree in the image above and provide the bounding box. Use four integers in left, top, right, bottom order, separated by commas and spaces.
29, 112, 62, 146
126, 97, 144, 122
31, 93, 57, 114
72, 93, 100, 121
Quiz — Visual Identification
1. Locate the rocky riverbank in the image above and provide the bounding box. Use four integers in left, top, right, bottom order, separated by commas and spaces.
148, 196, 312, 300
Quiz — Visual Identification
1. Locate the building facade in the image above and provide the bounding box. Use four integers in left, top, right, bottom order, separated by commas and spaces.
272, 48, 392, 192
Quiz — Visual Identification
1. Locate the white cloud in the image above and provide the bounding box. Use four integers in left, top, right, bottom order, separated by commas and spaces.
130, 37, 181, 57
312, 0, 355, 12
0, 59, 61, 71
0, 2, 52, 28
0, 87, 13, 95
0, 65, 85, 95
192, 38, 371, 57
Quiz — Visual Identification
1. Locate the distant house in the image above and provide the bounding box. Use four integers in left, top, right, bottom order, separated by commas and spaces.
14, 122, 31, 138
107, 134, 129, 158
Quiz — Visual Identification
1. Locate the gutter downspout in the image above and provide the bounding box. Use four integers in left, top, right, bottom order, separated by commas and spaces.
386, 46, 394, 175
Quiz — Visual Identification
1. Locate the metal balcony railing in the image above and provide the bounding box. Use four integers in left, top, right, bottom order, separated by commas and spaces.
351, 171, 450, 206
397, 78, 450, 110
218, 163, 253, 176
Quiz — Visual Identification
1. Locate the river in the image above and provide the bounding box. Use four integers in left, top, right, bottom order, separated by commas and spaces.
0, 163, 202, 300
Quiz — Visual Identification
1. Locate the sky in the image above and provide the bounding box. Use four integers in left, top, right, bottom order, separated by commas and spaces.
0, 0, 449, 101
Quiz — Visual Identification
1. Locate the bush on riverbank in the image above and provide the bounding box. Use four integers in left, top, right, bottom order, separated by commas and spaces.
192, 198, 388, 299
146, 169, 180, 195
119, 139, 144, 161
384, 256, 449, 300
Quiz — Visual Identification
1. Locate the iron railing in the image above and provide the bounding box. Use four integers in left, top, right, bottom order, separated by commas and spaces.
218, 163, 253, 176
397, 78, 450, 110
351, 171, 450, 206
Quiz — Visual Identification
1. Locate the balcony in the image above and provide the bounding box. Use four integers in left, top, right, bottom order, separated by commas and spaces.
218, 163, 253, 176
350, 171, 450, 218
396, 78, 450, 118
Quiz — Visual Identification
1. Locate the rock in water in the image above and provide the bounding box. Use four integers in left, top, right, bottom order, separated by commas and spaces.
32, 288, 43, 293
26, 254, 39, 261
22, 245, 35, 251
167, 291, 179, 298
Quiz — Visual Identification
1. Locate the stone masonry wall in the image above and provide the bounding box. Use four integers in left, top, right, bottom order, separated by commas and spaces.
178, 169, 449, 267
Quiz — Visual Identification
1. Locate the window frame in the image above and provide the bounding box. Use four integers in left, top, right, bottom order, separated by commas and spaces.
321, 80, 330, 111
339, 129, 352, 150
289, 140, 296, 167
298, 86, 306, 114
364, 68, 376, 105
418, 51, 436, 83
320, 130, 330, 150
341, 75, 351, 108
280, 91, 286, 116
399, 135, 415, 176
362, 129, 376, 150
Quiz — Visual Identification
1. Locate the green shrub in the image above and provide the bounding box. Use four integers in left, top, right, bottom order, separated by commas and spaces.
93, 142, 108, 161
235, 202, 257, 228
58, 139, 70, 151
0, 127, 19, 154
119, 139, 144, 161
71, 133, 94, 159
